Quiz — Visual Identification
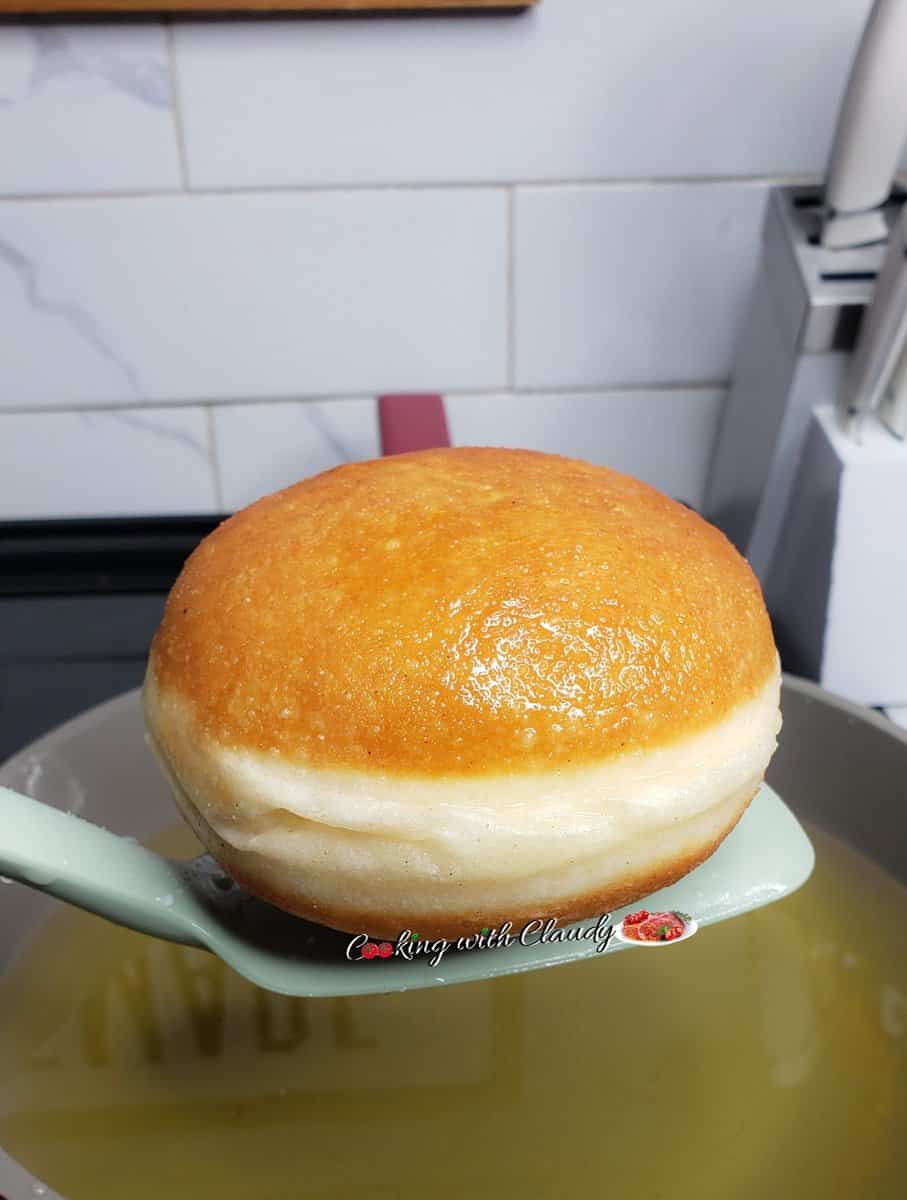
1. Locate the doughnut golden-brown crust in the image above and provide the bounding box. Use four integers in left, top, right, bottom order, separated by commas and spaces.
149, 447, 776, 777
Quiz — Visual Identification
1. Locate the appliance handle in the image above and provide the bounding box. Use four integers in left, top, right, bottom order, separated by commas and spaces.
822, 0, 907, 249
378, 394, 451, 456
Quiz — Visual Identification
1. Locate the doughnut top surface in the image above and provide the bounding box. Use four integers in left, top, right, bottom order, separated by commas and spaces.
149, 447, 777, 777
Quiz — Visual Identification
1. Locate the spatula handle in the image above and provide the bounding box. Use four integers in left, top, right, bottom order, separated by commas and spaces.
0, 785, 203, 948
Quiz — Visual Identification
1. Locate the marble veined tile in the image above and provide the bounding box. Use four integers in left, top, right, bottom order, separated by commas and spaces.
0, 23, 180, 195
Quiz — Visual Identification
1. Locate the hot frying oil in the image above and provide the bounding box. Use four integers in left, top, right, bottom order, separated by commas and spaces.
1, 823, 906, 1198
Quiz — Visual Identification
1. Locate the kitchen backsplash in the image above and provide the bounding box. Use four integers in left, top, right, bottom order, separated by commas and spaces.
0, 0, 887, 518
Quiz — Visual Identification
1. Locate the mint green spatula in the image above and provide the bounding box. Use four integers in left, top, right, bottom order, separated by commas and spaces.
0, 782, 813, 998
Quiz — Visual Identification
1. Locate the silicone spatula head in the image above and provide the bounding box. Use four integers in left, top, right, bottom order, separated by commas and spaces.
0, 782, 813, 997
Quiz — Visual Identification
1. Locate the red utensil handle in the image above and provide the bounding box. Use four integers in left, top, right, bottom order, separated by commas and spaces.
378, 394, 451, 456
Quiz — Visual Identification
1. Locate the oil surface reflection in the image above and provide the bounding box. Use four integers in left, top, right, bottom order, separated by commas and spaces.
1, 824, 906, 1199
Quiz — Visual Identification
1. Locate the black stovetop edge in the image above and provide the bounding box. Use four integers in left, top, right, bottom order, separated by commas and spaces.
0, 515, 229, 596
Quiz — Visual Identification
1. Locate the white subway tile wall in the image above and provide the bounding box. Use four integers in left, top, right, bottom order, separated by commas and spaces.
209, 389, 721, 514
0, 3, 877, 516
0, 190, 507, 409
0, 408, 216, 518
445, 390, 723, 510
171, 0, 870, 188
213, 398, 380, 511
514, 183, 768, 388
0, 25, 181, 196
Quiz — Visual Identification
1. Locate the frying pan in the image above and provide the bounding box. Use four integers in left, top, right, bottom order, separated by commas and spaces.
1, 675, 905, 1198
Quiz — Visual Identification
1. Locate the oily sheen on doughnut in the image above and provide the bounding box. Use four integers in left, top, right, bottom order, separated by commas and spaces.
143, 447, 781, 940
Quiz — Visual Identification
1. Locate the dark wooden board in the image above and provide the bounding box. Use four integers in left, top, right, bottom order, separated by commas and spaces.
0, 0, 537, 11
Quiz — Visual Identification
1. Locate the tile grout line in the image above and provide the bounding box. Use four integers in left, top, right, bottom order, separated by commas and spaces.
505, 187, 516, 389
205, 406, 226, 510
0, 174, 820, 207
0, 381, 729, 419
164, 19, 192, 192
